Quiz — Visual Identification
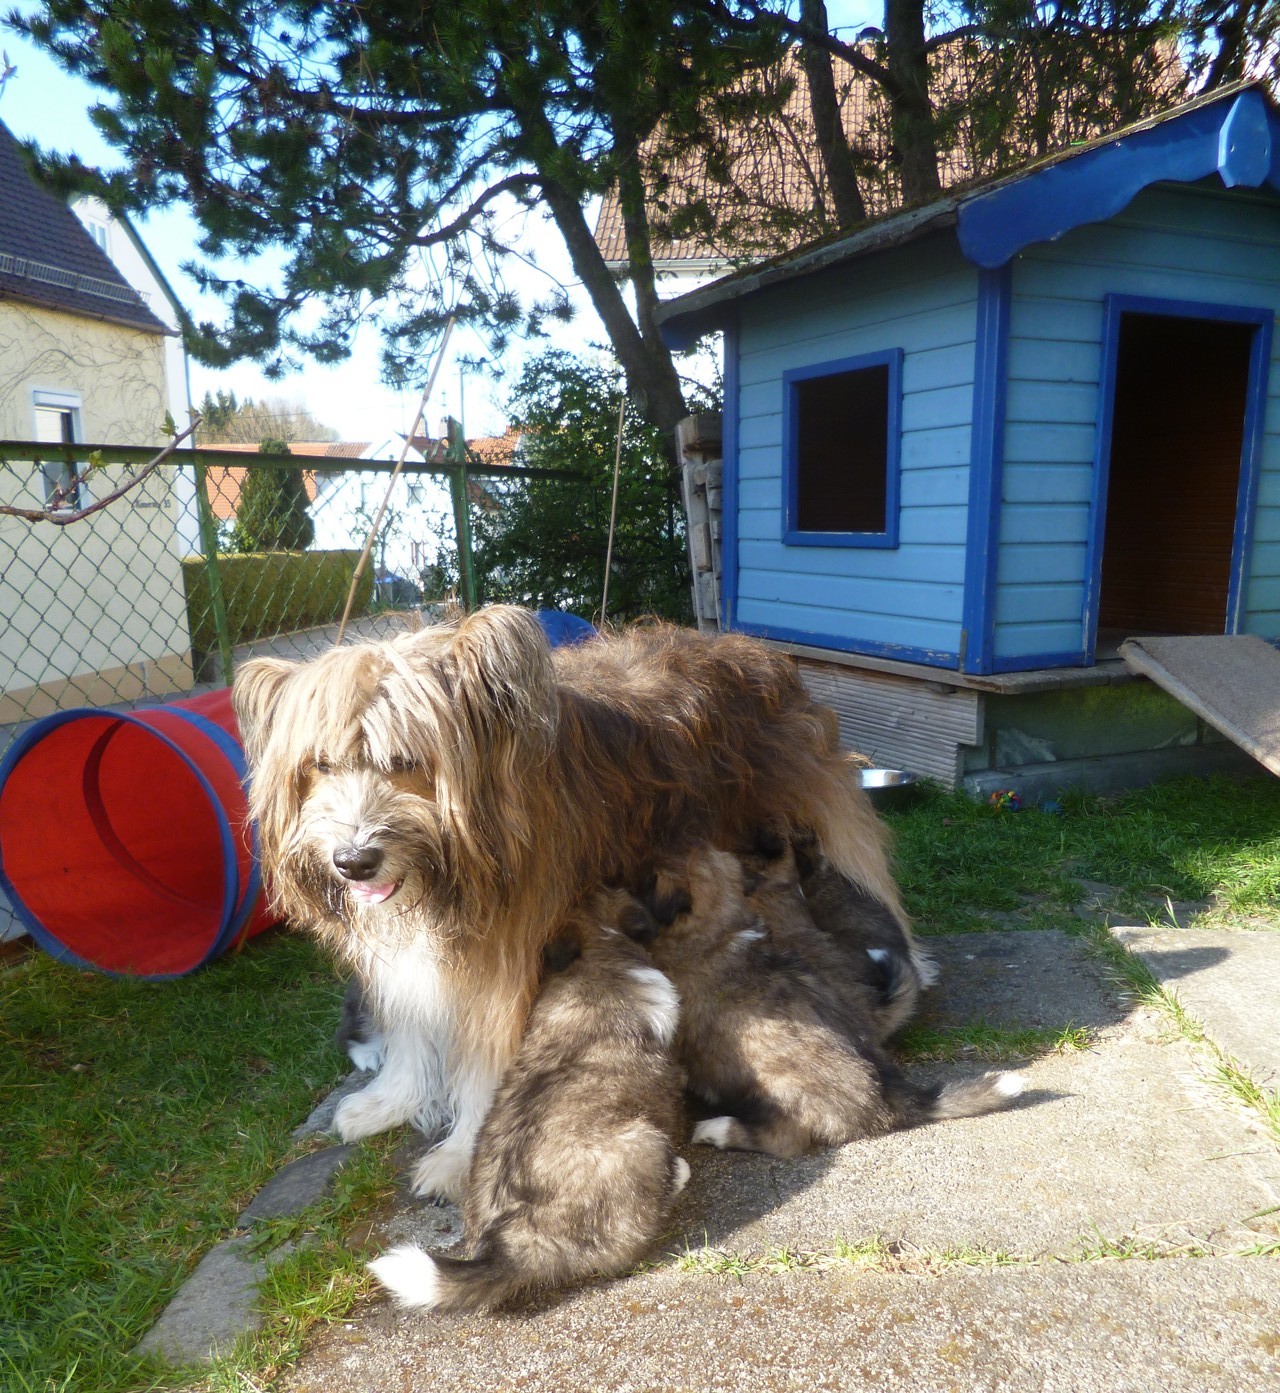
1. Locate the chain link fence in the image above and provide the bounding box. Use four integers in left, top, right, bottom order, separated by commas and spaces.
0, 444, 501, 761
0, 429, 702, 944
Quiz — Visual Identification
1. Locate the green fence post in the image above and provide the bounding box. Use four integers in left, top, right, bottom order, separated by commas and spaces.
446, 417, 477, 612
190, 458, 234, 685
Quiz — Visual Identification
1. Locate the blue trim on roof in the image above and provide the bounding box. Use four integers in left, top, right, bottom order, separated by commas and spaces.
960, 265, 1011, 674
1084, 293, 1274, 658
958, 90, 1280, 269
781, 348, 903, 550
720, 314, 740, 630
728, 617, 960, 670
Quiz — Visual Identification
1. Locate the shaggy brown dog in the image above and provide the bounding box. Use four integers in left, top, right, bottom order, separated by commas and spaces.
232, 605, 918, 1200
631, 844, 1020, 1159
368, 898, 687, 1311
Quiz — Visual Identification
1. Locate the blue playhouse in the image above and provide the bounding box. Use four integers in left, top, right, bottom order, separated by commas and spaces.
658, 83, 1280, 795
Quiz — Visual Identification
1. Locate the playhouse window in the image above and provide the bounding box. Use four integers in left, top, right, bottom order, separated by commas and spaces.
783, 350, 901, 548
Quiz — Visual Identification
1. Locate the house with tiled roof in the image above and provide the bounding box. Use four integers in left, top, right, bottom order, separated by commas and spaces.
201, 429, 520, 599
0, 115, 198, 724
593, 43, 1182, 283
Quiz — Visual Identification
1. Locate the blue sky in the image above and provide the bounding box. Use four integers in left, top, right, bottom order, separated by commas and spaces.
0, 3, 879, 440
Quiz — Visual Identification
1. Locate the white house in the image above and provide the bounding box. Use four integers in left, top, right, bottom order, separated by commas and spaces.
70, 196, 200, 553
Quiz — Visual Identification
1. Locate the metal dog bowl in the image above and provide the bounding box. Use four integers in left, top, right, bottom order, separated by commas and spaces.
859, 767, 921, 811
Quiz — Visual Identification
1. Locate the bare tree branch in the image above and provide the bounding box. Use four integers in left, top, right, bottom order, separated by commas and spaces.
0, 418, 202, 526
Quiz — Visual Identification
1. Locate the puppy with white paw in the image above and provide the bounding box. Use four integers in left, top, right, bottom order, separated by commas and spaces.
369, 894, 689, 1312
635, 843, 1022, 1160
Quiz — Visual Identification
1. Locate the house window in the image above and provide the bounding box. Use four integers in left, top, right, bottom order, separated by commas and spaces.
782, 349, 902, 549
33, 393, 83, 509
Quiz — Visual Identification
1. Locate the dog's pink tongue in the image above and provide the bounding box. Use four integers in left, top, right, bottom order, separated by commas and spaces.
349, 881, 398, 906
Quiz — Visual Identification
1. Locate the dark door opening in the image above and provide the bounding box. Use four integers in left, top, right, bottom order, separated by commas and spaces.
1098, 312, 1253, 641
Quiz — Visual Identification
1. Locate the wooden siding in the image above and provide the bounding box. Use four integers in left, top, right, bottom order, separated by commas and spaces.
733, 234, 979, 663
997, 184, 1280, 664
797, 658, 982, 788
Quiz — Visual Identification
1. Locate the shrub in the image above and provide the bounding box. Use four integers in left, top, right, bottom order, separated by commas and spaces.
230, 442, 316, 553
182, 549, 372, 657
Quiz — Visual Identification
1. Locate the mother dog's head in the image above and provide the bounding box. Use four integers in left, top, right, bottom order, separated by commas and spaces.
232, 606, 559, 944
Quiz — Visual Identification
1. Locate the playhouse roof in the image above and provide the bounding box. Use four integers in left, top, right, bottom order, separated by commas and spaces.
656, 82, 1280, 346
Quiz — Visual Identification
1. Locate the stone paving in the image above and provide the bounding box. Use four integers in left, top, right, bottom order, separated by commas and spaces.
141, 903, 1280, 1390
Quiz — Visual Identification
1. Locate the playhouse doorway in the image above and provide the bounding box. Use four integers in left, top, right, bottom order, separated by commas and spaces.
1097, 310, 1254, 644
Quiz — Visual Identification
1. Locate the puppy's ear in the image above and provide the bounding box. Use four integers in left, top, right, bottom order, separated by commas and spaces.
232, 658, 296, 762
644, 867, 692, 927
750, 824, 788, 859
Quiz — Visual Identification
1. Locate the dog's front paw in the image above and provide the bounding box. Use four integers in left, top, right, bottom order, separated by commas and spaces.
333, 1086, 410, 1142
410, 1145, 468, 1205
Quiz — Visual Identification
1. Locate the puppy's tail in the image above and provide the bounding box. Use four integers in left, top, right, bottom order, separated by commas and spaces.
368, 1241, 529, 1314
887, 1069, 1025, 1129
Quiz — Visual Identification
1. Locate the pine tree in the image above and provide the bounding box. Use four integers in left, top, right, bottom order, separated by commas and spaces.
231, 440, 315, 553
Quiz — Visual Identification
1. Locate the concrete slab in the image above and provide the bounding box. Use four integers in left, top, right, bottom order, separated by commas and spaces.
279, 1257, 1280, 1393
144, 927, 1280, 1376
140, 1146, 354, 1362
238, 1144, 355, 1225
1110, 924, 1280, 1083
371, 932, 1279, 1269
136, 1234, 275, 1361
378, 1010, 1280, 1266
914, 929, 1125, 1032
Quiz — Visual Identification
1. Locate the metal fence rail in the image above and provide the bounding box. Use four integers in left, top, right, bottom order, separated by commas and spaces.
0, 434, 579, 757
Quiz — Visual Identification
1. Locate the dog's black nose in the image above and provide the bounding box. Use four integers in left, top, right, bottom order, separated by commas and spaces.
333, 845, 384, 881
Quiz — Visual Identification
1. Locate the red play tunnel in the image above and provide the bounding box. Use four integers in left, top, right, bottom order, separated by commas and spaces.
0, 687, 277, 978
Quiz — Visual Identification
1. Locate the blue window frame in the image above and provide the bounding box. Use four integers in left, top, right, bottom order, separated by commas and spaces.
782, 349, 902, 549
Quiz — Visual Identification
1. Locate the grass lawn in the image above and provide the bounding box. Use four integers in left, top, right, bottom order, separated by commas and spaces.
0, 930, 367, 1393
2, 772, 1278, 1391
891, 773, 1280, 934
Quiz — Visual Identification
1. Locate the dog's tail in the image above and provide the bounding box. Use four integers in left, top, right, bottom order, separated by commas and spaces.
368, 1241, 531, 1314
886, 1068, 1025, 1129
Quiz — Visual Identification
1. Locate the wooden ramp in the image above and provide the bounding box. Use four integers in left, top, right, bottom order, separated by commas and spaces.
1119, 635, 1280, 777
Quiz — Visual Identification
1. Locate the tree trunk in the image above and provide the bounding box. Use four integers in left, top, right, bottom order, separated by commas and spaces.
800, 0, 867, 227
1202, 0, 1268, 87
884, 0, 941, 204
538, 172, 689, 440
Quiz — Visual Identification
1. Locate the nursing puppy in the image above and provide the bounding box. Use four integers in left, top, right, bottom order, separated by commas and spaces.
791, 828, 935, 1040
368, 900, 688, 1312
232, 606, 914, 1201
635, 845, 1021, 1159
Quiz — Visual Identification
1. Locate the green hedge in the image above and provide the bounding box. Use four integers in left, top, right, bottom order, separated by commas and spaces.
182, 549, 373, 656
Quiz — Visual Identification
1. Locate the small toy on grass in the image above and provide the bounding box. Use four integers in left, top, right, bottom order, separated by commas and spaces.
988, 789, 1022, 813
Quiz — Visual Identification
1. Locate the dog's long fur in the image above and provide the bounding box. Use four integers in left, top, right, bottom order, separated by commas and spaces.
232, 605, 917, 1199
368, 902, 688, 1311
630, 844, 1020, 1159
